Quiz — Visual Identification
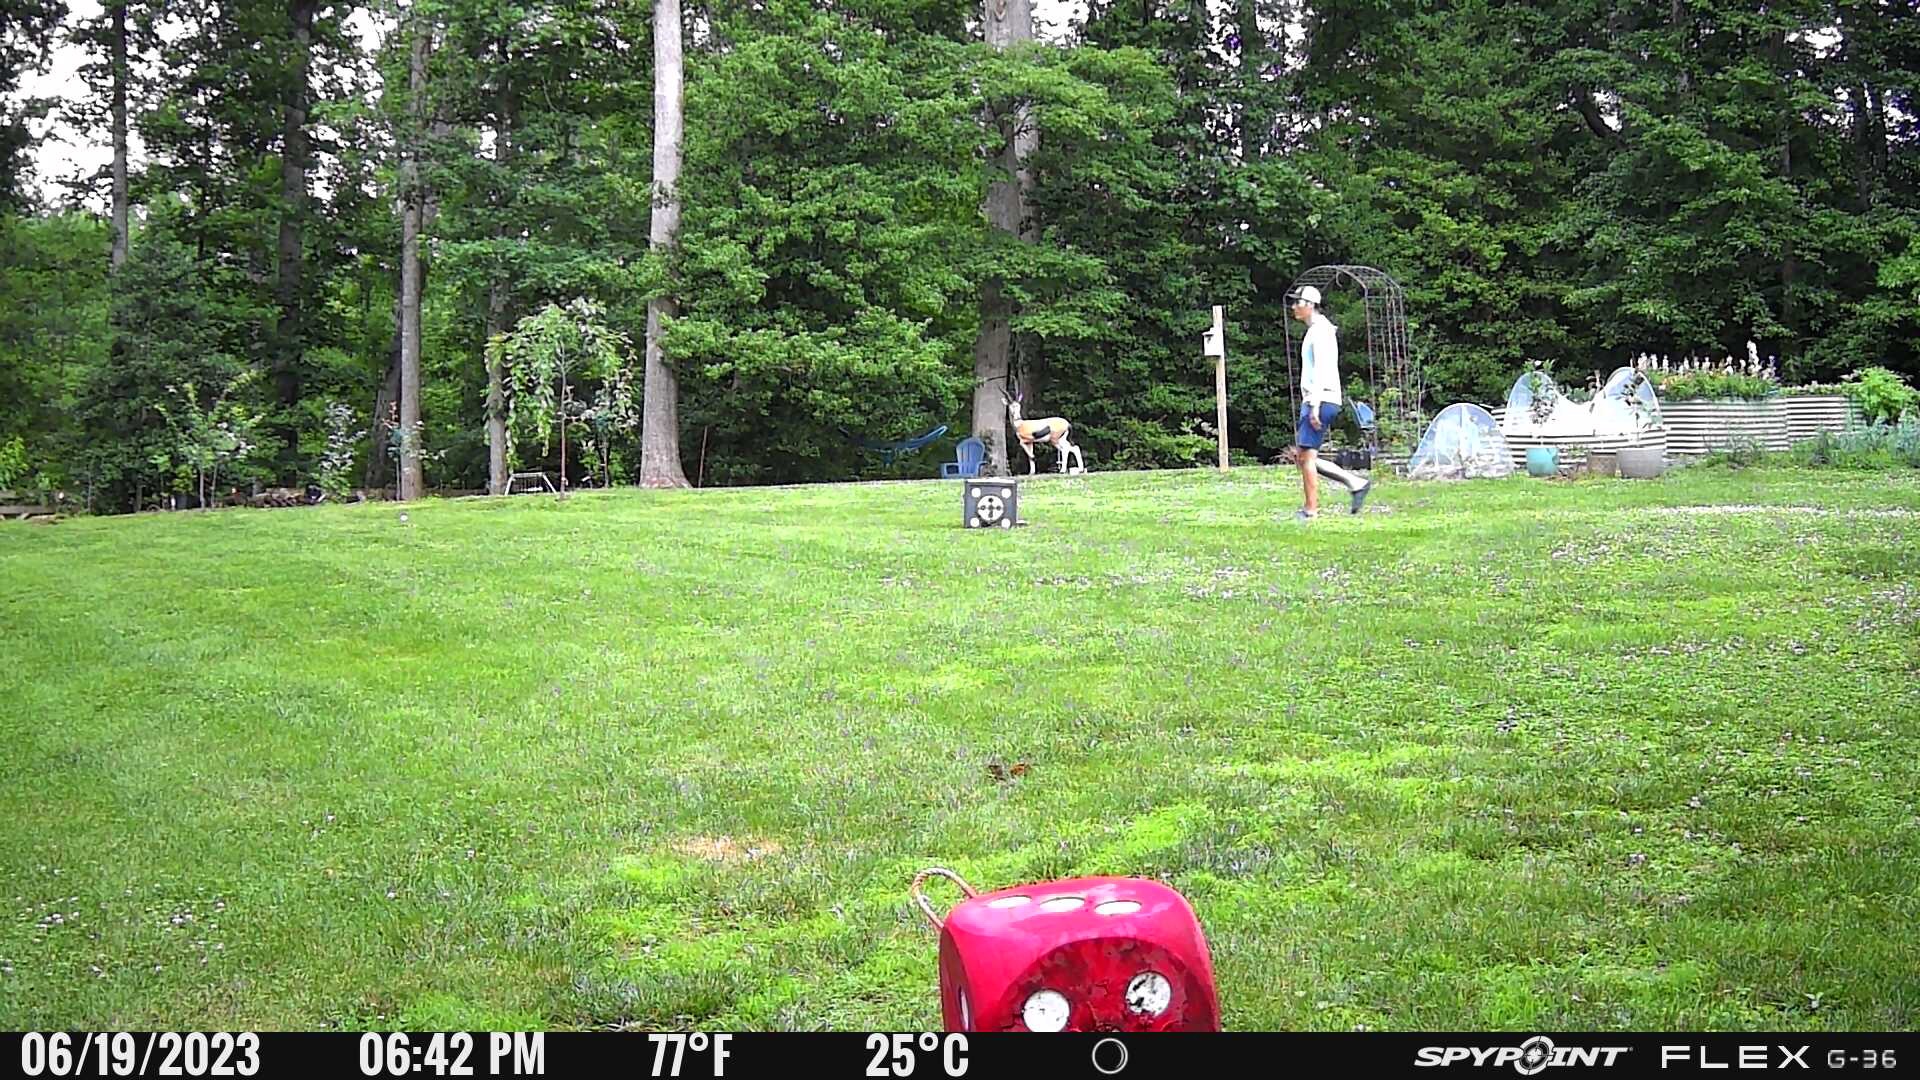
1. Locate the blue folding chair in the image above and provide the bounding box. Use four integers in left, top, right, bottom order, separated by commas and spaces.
942, 437, 986, 478
1350, 401, 1378, 449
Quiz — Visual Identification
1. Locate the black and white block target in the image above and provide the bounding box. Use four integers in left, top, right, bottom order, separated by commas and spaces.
963, 480, 1020, 529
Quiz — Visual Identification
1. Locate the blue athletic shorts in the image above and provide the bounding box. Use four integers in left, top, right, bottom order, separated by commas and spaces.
1296, 402, 1340, 450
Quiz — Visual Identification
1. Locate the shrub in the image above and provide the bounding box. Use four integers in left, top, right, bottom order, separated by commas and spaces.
1790, 421, 1920, 470
1694, 437, 1770, 469
317, 402, 366, 499
1639, 353, 1779, 401
1106, 417, 1216, 469
1654, 371, 1779, 401
1840, 367, 1920, 426
149, 373, 267, 507
0, 435, 27, 490
1639, 353, 1778, 401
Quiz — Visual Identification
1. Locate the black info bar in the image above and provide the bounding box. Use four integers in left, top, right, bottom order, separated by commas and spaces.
4, 1031, 1910, 1080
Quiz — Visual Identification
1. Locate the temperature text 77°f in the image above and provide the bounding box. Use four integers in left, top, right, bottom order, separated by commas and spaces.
647, 1035, 733, 1078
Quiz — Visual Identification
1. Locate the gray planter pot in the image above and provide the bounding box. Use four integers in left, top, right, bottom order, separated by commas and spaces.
1617, 446, 1666, 479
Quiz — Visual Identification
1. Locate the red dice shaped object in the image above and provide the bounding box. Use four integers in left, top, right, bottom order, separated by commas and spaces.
922, 873, 1220, 1032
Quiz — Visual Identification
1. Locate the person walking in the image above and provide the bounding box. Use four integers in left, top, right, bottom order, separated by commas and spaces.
1288, 285, 1372, 519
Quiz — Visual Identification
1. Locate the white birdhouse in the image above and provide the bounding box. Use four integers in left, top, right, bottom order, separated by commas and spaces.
1201, 305, 1225, 359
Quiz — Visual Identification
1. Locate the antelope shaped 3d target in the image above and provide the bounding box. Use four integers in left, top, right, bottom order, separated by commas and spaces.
963, 479, 1020, 529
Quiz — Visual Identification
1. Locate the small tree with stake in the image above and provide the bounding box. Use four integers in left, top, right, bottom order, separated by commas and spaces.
487, 300, 636, 497
150, 371, 266, 509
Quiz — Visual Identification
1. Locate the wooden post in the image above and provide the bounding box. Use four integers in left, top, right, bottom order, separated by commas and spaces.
1204, 305, 1228, 471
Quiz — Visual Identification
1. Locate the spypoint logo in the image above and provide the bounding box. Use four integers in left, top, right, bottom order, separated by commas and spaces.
1416, 1036, 1631, 1074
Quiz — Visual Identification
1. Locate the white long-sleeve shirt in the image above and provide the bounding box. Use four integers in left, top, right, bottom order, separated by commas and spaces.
1300, 313, 1342, 407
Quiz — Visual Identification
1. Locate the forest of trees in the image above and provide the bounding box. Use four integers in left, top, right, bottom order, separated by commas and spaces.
1, 0, 1916, 510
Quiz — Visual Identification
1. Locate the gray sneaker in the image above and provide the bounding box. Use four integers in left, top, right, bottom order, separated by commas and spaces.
1294, 509, 1317, 522
1350, 480, 1373, 515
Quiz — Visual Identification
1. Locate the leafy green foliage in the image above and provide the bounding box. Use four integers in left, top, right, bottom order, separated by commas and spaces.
1692, 438, 1771, 471
149, 371, 268, 506
1841, 366, 1920, 425
0, 213, 111, 493
489, 300, 637, 491
1792, 421, 1920, 469
1783, 382, 1849, 397
0, 0, 66, 211
316, 401, 366, 499
0, 435, 28, 490
3, 0, 1918, 506
669, 7, 983, 484
1652, 372, 1781, 402
1299, 0, 1597, 405
71, 214, 272, 510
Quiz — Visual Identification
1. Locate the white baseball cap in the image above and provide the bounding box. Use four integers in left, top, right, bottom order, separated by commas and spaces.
1288, 285, 1322, 306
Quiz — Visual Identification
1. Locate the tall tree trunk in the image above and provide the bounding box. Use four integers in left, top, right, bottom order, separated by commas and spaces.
366, 258, 403, 491
369, 348, 401, 490
1779, 132, 1798, 366
1671, 0, 1690, 95
1235, 0, 1266, 161
274, 0, 316, 466
480, 70, 510, 495
640, 0, 691, 488
400, 194, 424, 499
1868, 81, 1888, 184
109, 0, 129, 271
1851, 82, 1872, 208
971, 0, 1036, 478
972, 281, 1013, 477
486, 289, 508, 494
1774, 30, 1797, 368
398, 21, 430, 501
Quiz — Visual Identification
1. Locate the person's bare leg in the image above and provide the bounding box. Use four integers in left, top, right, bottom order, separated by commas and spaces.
1300, 448, 1320, 515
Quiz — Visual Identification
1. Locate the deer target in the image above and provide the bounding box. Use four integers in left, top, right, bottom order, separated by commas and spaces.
1003, 388, 1086, 476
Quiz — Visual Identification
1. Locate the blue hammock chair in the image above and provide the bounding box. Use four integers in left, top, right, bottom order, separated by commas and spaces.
845, 424, 949, 466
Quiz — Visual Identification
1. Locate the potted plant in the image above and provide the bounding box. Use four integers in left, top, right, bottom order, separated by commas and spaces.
1609, 368, 1664, 477
1522, 366, 1559, 427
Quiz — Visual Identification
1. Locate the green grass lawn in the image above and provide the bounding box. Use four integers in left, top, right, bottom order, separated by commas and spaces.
2, 465, 1917, 1031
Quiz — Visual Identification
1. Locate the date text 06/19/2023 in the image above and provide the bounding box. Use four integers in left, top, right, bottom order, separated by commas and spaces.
18, 1033, 261, 1078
